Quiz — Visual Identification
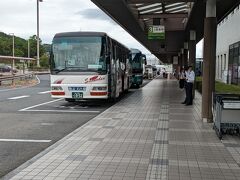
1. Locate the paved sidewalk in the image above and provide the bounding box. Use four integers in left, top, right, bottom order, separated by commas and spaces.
4, 79, 240, 180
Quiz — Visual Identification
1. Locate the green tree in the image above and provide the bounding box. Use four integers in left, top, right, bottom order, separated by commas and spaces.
28, 35, 45, 58
0, 32, 50, 67
0, 32, 12, 56
40, 54, 49, 68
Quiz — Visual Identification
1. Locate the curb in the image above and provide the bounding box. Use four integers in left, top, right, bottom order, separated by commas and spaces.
34, 72, 50, 75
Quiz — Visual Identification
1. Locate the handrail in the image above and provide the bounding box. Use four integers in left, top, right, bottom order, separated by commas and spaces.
0, 73, 35, 85
0, 55, 35, 61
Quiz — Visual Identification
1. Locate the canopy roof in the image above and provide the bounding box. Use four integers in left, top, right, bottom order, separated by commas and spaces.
91, 0, 240, 62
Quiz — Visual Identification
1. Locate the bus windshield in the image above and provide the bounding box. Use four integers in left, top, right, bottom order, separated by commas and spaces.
131, 53, 143, 71
51, 36, 106, 74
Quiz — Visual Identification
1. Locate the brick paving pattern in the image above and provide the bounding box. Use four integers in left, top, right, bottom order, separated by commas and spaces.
6, 79, 240, 180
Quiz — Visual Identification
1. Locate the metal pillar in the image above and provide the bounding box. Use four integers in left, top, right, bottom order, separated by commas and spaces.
28, 39, 30, 68
184, 42, 188, 68
189, 31, 196, 67
9, 33, 15, 71
37, 0, 41, 67
189, 30, 196, 98
202, 0, 217, 122
178, 52, 182, 72
180, 48, 184, 69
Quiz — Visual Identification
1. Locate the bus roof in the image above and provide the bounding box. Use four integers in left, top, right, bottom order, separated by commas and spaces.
54, 32, 107, 38
130, 48, 142, 54
53, 31, 130, 52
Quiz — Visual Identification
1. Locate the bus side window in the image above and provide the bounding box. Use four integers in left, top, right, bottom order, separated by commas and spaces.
108, 37, 111, 54
112, 42, 116, 60
105, 37, 111, 65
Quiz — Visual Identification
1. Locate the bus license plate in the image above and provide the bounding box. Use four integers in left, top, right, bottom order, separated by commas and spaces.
72, 92, 83, 99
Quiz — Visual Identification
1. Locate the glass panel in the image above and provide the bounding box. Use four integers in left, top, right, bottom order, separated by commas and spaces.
234, 47, 238, 57
233, 55, 238, 65
232, 61, 238, 85
229, 48, 234, 64
131, 53, 143, 72
51, 36, 106, 73
238, 56, 240, 85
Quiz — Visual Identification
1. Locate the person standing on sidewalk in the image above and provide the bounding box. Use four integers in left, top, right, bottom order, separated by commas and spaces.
181, 67, 188, 104
185, 66, 195, 106
178, 68, 185, 89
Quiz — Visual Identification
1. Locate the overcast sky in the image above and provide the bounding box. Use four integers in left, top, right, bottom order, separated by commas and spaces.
0, 0, 203, 60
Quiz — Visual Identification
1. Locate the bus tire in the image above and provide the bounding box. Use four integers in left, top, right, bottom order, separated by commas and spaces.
108, 97, 117, 103
122, 76, 125, 93
125, 78, 130, 93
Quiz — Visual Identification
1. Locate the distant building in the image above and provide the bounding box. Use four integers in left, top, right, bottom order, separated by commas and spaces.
216, 4, 240, 85
147, 58, 160, 65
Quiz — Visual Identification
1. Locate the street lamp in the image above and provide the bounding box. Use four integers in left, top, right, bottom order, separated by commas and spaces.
9, 33, 15, 70
37, 0, 43, 67
28, 39, 30, 58
28, 39, 30, 68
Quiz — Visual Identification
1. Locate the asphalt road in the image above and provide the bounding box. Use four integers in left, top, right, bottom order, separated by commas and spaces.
0, 74, 150, 178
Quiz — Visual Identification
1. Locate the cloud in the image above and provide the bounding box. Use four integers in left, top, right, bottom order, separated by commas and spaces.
0, 0, 155, 60
75, 8, 117, 25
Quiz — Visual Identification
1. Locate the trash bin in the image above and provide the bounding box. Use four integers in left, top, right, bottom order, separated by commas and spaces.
213, 94, 240, 139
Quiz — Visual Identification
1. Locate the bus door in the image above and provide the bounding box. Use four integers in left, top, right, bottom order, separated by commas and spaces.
115, 53, 120, 97
121, 53, 128, 91
110, 44, 118, 98
107, 38, 112, 98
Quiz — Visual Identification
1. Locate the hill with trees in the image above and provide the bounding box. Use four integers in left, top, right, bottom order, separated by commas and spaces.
0, 32, 50, 67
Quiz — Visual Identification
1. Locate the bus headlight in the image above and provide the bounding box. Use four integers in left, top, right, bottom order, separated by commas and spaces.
52, 86, 63, 91
92, 86, 107, 91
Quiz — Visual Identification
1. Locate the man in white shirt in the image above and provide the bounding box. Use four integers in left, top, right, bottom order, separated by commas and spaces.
185, 66, 195, 105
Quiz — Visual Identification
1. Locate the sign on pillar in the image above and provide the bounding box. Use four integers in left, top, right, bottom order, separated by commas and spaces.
148, 25, 165, 40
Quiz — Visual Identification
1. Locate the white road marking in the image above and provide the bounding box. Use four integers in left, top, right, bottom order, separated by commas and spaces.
38, 90, 51, 94
19, 98, 63, 111
21, 109, 100, 113
19, 98, 100, 113
59, 105, 88, 109
8, 95, 30, 100
36, 75, 40, 84
0, 139, 51, 143
41, 123, 54, 126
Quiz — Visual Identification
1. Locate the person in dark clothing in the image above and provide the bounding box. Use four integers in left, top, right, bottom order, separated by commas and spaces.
181, 67, 188, 104
178, 68, 185, 89
182, 66, 195, 105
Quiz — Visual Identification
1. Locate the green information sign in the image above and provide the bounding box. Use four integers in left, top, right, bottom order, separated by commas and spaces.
148, 25, 165, 40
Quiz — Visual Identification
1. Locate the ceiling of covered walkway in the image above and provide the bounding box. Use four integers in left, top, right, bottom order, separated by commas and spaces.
91, 0, 240, 63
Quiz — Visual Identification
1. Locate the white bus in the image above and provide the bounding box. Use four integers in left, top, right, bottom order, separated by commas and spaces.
50, 32, 132, 102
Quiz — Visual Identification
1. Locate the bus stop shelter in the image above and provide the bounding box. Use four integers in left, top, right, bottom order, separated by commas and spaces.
91, 0, 240, 122
0, 55, 36, 74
